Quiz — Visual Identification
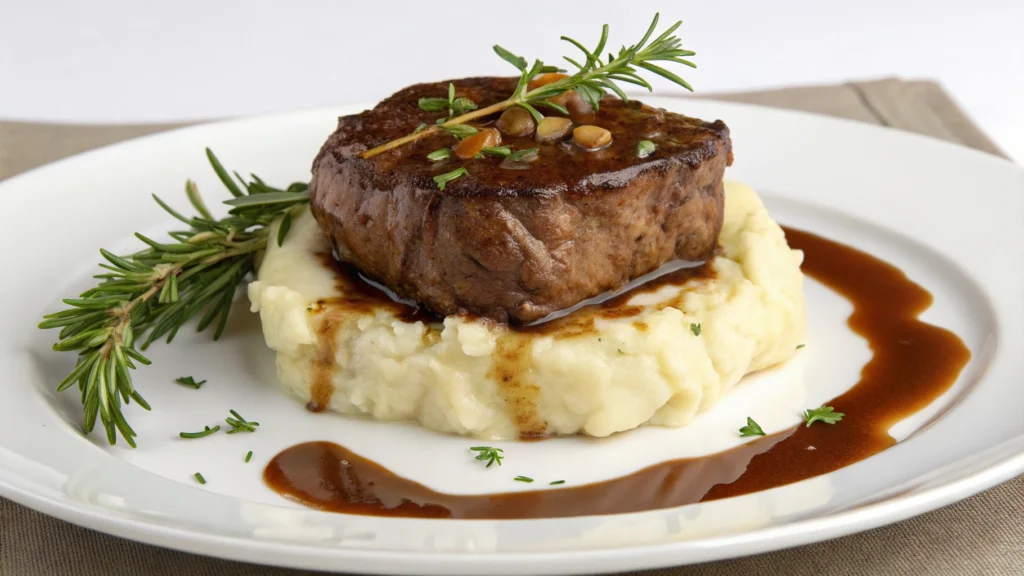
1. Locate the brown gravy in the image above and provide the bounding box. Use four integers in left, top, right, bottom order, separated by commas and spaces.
269, 227, 971, 519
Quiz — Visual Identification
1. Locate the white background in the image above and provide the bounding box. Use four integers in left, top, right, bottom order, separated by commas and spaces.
2, 0, 1022, 161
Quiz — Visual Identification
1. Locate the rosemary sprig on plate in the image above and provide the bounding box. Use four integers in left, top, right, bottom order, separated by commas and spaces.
359, 13, 695, 159
39, 149, 308, 447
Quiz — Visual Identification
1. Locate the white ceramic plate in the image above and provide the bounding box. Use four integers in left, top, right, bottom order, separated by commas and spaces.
1, 98, 1022, 575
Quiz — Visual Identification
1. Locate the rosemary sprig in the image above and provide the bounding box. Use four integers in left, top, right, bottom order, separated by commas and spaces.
39, 149, 308, 447
359, 13, 695, 159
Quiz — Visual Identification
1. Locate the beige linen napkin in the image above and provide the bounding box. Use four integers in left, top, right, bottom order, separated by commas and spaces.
1, 78, 1019, 575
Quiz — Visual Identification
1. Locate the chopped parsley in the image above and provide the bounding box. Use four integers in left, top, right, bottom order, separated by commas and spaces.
738, 417, 766, 437
175, 376, 206, 389
690, 323, 702, 336
803, 406, 844, 427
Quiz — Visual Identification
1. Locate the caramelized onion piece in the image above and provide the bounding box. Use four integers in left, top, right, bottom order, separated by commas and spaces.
535, 117, 573, 143
572, 125, 612, 150
454, 128, 501, 160
496, 107, 536, 137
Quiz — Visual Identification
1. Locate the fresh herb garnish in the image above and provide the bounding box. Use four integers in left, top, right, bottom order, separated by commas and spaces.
796, 344, 806, 349
549, 480, 566, 485
617, 348, 624, 354
412, 123, 429, 134
194, 472, 207, 485
433, 167, 469, 190
180, 425, 220, 439
690, 322, 701, 336
225, 409, 259, 434
175, 376, 206, 389
507, 147, 539, 162
360, 13, 696, 159
739, 417, 766, 437
636, 140, 656, 158
417, 97, 449, 112
39, 149, 308, 447
451, 97, 478, 116
470, 446, 504, 467
803, 406, 844, 427
419, 83, 478, 119
245, 450, 253, 463
514, 476, 534, 483
481, 146, 512, 157
440, 124, 480, 140
427, 148, 452, 161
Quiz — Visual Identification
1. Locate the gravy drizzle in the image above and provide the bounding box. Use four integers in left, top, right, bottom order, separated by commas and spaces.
270, 227, 971, 519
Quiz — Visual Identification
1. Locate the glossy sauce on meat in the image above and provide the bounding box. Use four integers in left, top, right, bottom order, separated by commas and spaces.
267, 226, 972, 519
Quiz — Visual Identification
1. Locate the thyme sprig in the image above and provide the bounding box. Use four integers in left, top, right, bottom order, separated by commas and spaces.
359, 13, 695, 159
39, 149, 308, 447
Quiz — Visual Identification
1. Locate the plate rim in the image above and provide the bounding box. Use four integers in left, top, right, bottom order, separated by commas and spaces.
2, 97, 1023, 574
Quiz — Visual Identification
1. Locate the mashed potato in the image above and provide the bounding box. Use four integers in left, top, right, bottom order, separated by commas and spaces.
248, 181, 805, 438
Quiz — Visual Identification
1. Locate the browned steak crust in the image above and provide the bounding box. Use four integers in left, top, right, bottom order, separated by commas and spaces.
310, 76, 732, 323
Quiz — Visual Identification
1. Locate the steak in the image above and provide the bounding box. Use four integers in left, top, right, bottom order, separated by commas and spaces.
310, 76, 732, 324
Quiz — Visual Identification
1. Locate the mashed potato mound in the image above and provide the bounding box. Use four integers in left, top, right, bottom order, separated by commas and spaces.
249, 182, 805, 438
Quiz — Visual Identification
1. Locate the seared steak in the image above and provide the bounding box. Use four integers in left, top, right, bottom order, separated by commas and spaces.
310, 76, 732, 323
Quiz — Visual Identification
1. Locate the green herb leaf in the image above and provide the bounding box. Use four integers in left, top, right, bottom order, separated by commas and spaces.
796, 343, 806, 349
448, 82, 455, 104
440, 124, 479, 139
514, 476, 534, 483
636, 140, 656, 158
451, 97, 477, 116
427, 148, 452, 161
180, 425, 220, 439
412, 123, 428, 134
549, 480, 566, 485
245, 450, 253, 463
418, 97, 449, 112
194, 472, 207, 484
433, 167, 469, 191
470, 446, 504, 468
508, 147, 539, 162
175, 376, 206, 389
803, 406, 844, 427
481, 146, 512, 158
739, 417, 766, 437
493, 44, 527, 71
690, 323, 701, 336
575, 84, 606, 110
276, 210, 293, 247
516, 102, 545, 124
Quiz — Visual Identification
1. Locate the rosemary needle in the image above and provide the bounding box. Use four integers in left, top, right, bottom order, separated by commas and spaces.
180, 425, 220, 439
194, 472, 207, 485
245, 450, 253, 463
549, 480, 566, 485
514, 476, 534, 483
